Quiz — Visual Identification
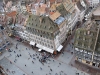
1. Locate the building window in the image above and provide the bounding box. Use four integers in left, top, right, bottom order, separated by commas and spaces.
42, 42, 44, 45
50, 41, 52, 44
40, 35, 42, 37
44, 39, 45, 42
51, 46, 53, 48
47, 40, 49, 43
37, 40, 39, 43
48, 44, 50, 47
40, 41, 41, 44
45, 43, 47, 46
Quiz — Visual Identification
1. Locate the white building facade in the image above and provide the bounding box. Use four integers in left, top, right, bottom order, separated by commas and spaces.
88, 0, 100, 7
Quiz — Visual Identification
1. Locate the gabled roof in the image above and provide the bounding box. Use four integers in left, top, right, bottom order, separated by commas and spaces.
49, 3, 61, 11
56, 2, 75, 16
56, 3, 68, 16
63, 2, 75, 13
74, 21, 100, 52
49, 11, 61, 21
26, 15, 59, 33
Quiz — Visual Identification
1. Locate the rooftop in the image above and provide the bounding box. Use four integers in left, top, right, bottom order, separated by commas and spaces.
26, 15, 59, 33
93, 6, 100, 16
49, 11, 61, 21
74, 21, 100, 53
56, 3, 68, 16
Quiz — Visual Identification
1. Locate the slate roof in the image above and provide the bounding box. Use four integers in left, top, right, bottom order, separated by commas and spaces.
26, 15, 59, 39
56, 3, 68, 17
56, 1, 75, 17
74, 21, 100, 53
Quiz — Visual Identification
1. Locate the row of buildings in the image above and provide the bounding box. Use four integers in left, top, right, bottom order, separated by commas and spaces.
14, 0, 89, 54
0, 0, 89, 54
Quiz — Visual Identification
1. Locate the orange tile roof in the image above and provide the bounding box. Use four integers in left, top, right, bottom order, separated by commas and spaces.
49, 11, 61, 21
6, 11, 17, 17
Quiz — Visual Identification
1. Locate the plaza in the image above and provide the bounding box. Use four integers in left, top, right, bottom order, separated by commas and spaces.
0, 38, 89, 75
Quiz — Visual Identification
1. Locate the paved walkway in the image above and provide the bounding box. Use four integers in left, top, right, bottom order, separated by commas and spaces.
1, 39, 89, 75
0, 57, 27, 75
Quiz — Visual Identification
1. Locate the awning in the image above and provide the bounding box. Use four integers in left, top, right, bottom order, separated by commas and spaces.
75, 48, 79, 51
36, 44, 54, 53
57, 45, 63, 52
36, 44, 43, 49
38, 49, 42, 51
30, 41, 35, 46
43, 47, 54, 53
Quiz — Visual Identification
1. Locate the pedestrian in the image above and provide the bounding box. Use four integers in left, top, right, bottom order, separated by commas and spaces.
30, 55, 32, 58
33, 58, 36, 60
20, 54, 21, 56
25, 65, 26, 67
10, 61, 12, 64
48, 66, 50, 67
6, 69, 8, 72
71, 64, 73, 66
10, 54, 12, 56
50, 69, 52, 71
17, 54, 19, 57
33, 54, 35, 56
15, 59, 17, 61
36, 53, 37, 56
14, 61, 16, 63
26, 48, 27, 50
16, 46, 18, 49
32, 61, 34, 63
28, 58, 30, 60
59, 63, 61, 65
72, 43, 74, 45
53, 60, 54, 62
40, 67, 42, 70
49, 73, 51, 75
32, 71, 33, 73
